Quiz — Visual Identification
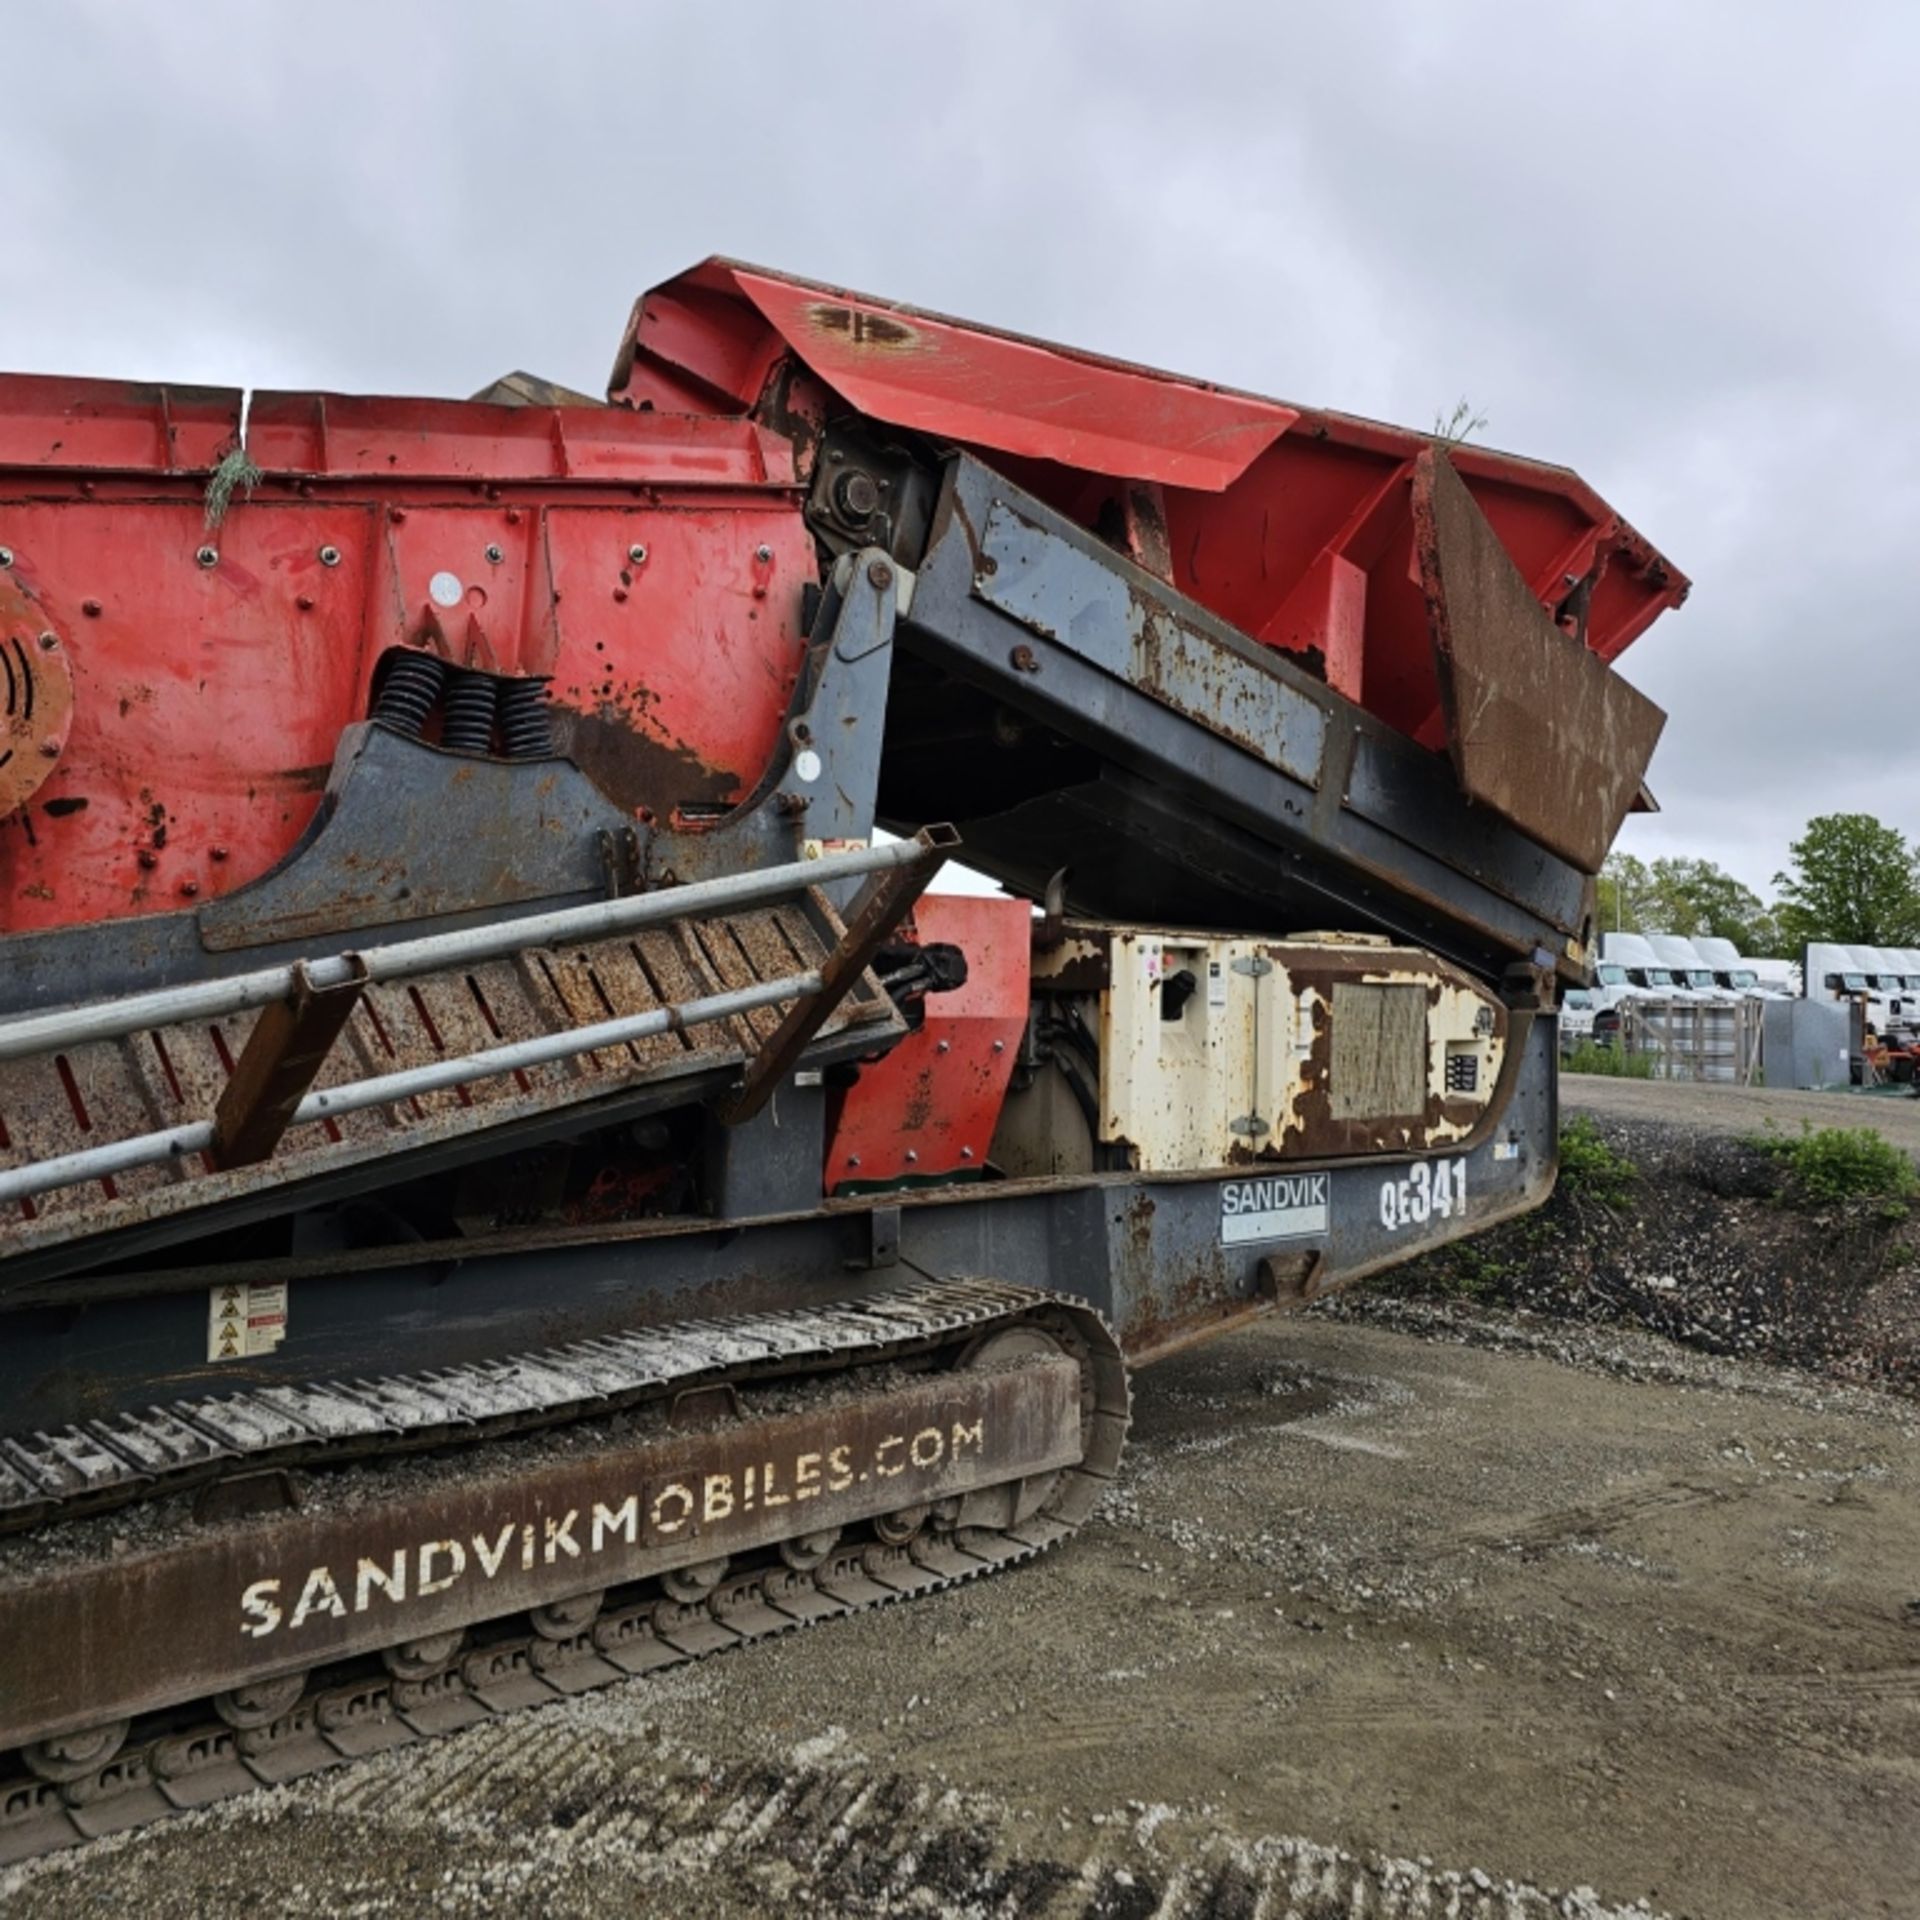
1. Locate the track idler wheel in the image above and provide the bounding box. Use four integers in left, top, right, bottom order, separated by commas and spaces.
778, 1530, 840, 1572
873, 1505, 930, 1546
955, 1324, 1068, 1530
21, 1718, 130, 1784
213, 1674, 308, 1729
659, 1558, 728, 1603
529, 1592, 604, 1640
381, 1631, 466, 1680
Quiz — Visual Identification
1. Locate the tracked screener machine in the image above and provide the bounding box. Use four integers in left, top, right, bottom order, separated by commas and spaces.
0, 261, 1685, 1855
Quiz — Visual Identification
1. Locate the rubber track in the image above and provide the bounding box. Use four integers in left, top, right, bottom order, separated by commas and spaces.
0, 1279, 1131, 1863
0, 1275, 1057, 1534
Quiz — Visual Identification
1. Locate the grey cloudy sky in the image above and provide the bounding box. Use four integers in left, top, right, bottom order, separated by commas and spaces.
9, 2, 1914, 905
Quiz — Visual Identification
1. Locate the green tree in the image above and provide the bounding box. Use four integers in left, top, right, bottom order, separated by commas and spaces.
1648, 856, 1778, 951
1596, 853, 1654, 935
1597, 853, 1779, 952
1773, 813, 1920, 948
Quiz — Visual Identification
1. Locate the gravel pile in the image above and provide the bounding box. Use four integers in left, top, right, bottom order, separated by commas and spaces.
1346, 1114, 1920, 1396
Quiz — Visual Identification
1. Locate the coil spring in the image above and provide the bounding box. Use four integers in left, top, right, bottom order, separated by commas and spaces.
499, 677, 555, 760
371, 652, 447, 739
440, 669, 500, 755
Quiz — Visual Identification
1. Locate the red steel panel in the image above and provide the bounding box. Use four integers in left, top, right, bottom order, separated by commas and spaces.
0, 499, 376, 927
539, 506, 810, 816
825, 893, 1031, 1192
0, 392, 811, 932
0, 375, 239, 472
244, 391, 792, 487
616, 260, 1300, 493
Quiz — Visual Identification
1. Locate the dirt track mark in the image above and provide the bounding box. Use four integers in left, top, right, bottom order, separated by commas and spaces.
1465, 1477, 1735, 1554
2, 1715, 1662, 1919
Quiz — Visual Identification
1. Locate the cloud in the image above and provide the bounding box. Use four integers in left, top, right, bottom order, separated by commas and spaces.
7, 0, 1914, 900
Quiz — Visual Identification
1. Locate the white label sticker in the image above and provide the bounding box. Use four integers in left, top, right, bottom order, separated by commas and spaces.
208, 1280, 289, 1362
1219, 1172, 1329, 1244
1207, 961, 1227, 1009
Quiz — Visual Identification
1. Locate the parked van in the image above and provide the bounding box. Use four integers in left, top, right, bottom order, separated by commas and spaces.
1559, 987, 1599, 1050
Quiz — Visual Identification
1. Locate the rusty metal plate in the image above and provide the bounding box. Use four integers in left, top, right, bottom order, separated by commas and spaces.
0, 1354, 1081, 1749
1413, 448, 1665, 876
0, 575, 73, 821
971, 499, 1327, 787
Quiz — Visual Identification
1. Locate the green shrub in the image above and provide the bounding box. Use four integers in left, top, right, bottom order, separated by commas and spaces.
1752, 1121, 1920, 1218
1558, 1113, 1638, 1206
1563, 1040, 1655, 1079
1416, 1241, 1509, 1300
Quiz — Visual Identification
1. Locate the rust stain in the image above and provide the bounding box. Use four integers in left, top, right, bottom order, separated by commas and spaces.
549, 703, 739, 816
1119, 1260, 1264, 1363
1125, 1190, 1156, 1254
265, 763, 332, 793
805, 304, 921, 352
1258, 944, 1506, 1161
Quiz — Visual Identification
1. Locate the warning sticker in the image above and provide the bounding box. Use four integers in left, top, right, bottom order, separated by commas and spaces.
208, 1281, 289, 1362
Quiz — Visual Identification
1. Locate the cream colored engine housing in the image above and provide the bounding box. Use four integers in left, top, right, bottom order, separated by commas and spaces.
997, 925, 1507, 1177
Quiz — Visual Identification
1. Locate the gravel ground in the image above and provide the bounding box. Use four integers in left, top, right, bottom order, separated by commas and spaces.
1562, 1073, 1920, 1155
7, 1310, 1915, 1920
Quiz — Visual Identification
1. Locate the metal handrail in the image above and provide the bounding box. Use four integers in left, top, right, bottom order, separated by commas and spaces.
0, 836, 933, 1065
0, 971, 822, 1209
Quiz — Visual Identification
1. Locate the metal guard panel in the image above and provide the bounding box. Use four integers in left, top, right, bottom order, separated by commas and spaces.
905, 456, 1595, 976
630, 260, 1299, 492
971, 499, 1326, 790
1415, 450, 1666, 875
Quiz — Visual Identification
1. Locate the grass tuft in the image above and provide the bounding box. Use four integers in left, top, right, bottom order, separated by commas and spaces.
203, 445, 262, 530
1564, 1040, 1655, 1079
1558, 1113, 1638, 1207
1431, 398, 1489, 446
1750, 1121, 1919, 1220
